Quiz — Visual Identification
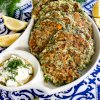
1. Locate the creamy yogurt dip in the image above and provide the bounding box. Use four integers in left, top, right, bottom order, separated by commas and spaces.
0, 55, 33, 87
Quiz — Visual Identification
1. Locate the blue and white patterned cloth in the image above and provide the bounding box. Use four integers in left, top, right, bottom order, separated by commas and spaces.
0, 0, 100, 100
82, 0, 97, 15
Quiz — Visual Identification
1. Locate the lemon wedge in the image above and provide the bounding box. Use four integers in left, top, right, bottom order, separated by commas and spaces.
0, 34, 20, 47
2, 15, 28, 31
94, 18, 100, 28
92, 2, 100, 18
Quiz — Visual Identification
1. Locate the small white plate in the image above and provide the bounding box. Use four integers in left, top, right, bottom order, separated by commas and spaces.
0, 50, 42, 91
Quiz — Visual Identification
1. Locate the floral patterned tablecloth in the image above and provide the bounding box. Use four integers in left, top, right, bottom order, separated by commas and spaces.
0, 0, 100, 100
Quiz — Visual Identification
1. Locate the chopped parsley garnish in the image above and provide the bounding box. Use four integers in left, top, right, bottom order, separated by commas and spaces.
7, 59, 23, 69
76, 0, 85, 3
44, 75, 51, 82
4, 59, 23, 76
29, 73, 33, 75
0, 81, 6, 86
9, 76, 16, 81
0, 0, 21, 17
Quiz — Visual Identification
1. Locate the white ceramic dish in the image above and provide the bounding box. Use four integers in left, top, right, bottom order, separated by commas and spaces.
0, 50, 41, 91
1, 14, 100, 94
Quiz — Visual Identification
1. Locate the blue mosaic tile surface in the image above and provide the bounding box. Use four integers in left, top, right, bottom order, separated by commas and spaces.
0, 0, 100, 100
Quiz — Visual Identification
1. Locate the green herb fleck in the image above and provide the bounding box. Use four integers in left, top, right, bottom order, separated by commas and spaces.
7, 59, 23, 69
44, 75, 51, 82
9, 76, 16, 81
76, 0, 85, 3
0, 63, 2, 67
0, 0, 21, 17
34, 96, 39, 100
29, 73, 33, 75
0, 81, 6, 86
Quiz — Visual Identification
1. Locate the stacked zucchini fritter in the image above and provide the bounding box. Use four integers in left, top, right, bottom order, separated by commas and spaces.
29, 0, 94, 86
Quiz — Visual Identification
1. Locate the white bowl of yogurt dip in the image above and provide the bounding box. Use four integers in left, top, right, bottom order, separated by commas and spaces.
0, 50, 41, 91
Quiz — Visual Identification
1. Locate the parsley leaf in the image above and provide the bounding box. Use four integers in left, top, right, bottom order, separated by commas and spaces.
7, 59, 23, 69
76, 0, 85, 3
0, 0, 21, 17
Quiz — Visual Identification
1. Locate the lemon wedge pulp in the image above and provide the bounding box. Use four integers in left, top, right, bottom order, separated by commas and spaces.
2, 15, 28, 31
92, 2, 100, 18
0, 34, 20, 47
94, 18, 100, 28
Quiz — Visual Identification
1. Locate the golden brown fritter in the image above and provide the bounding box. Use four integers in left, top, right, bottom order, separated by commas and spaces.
73, 12, 93, 38
39, 31, 94, 86
29, 19, 63, 55
32, 0, 74, 19
30, 0, 94, 86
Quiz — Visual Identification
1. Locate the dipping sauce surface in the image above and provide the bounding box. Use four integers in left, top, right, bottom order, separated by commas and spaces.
0, 55, 33, 87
